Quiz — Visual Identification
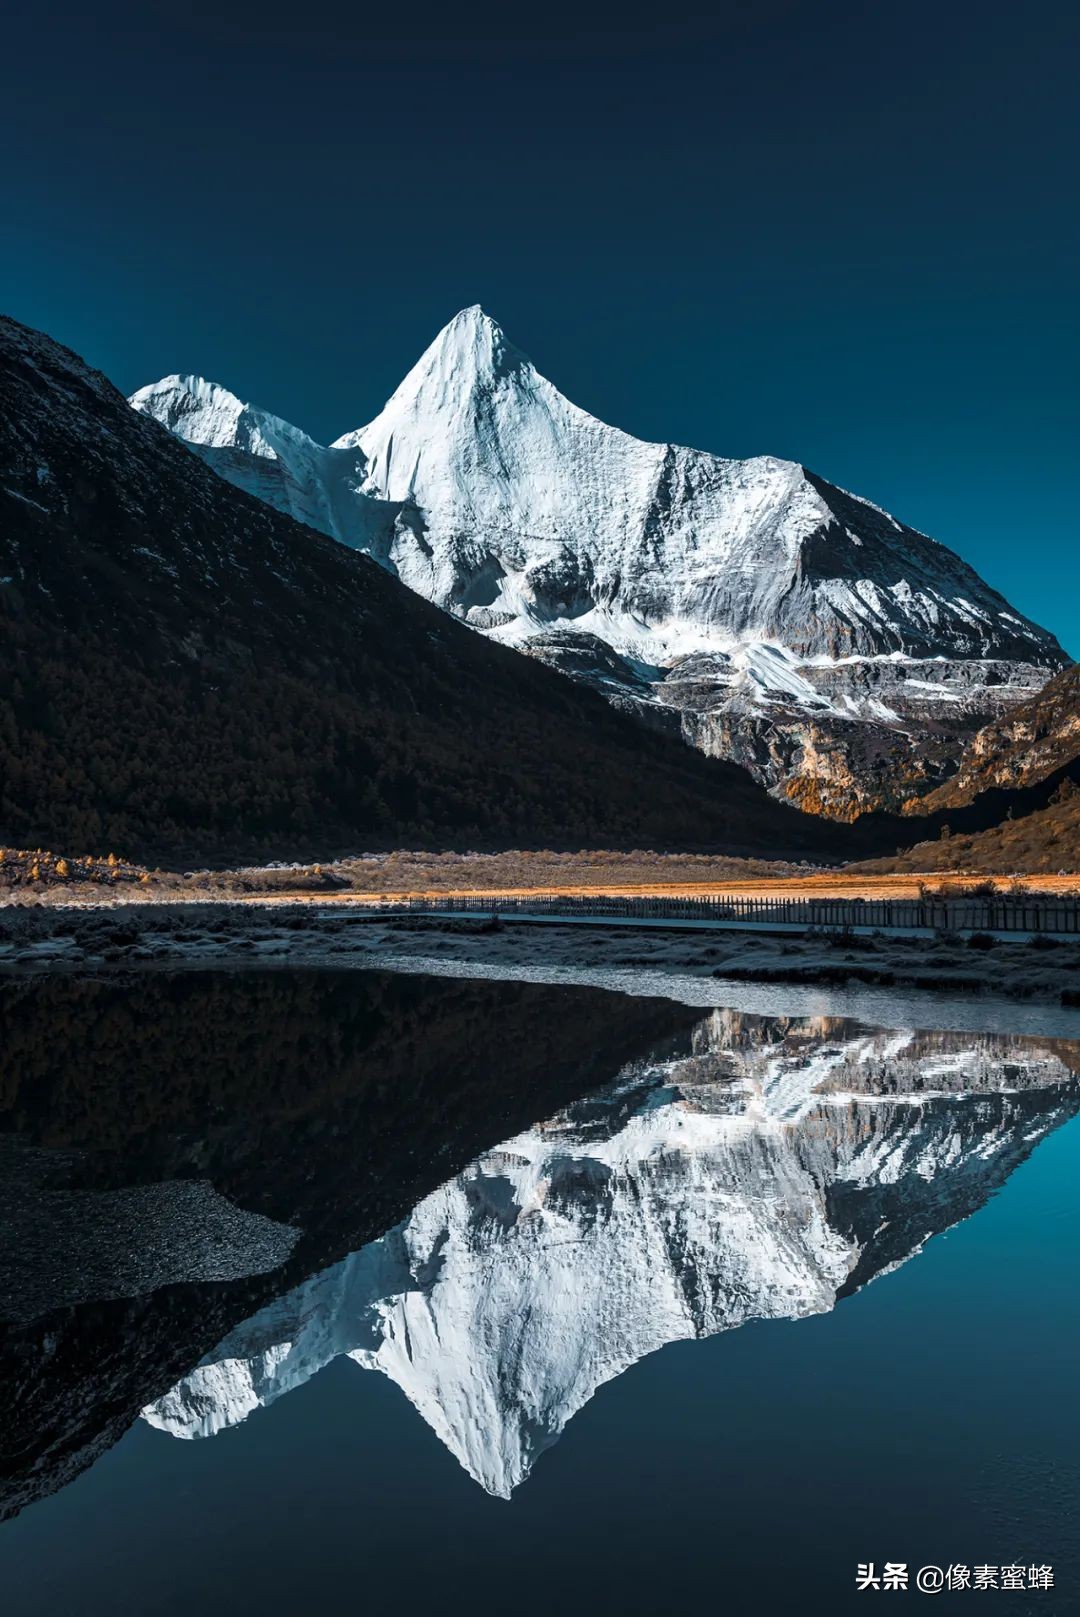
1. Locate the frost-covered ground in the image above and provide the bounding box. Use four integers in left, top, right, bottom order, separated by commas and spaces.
2, 906, 1079, 1026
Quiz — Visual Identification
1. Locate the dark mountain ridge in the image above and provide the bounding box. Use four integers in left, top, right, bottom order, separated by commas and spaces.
3, 315, 1071, 869
0, 315, 848, 864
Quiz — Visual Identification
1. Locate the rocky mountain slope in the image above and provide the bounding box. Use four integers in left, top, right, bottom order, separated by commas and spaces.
142, 1011, 1080, 1497
134, 307, 1069, 818
854, 782, 1080, 876
0, 315, 849, 863
918, 664, 1080, 810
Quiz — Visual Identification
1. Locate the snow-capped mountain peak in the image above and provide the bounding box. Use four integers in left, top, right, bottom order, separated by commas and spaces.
332, 302, 660, 523
129, 374, 319, 463
327, 311, 1057, 663
131, 373, 401, 554
131, 308, 1069, 816
130, 311, 1066, 670
339, 305, 527, 421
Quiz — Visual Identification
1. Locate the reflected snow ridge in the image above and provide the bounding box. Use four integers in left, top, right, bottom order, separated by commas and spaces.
143, 1013, 1079, 1497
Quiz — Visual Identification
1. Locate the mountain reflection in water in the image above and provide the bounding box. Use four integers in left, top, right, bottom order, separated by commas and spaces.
0, 967, 693, 1519
134, 1005, 1080, 1499
3, 967, 1079, 1617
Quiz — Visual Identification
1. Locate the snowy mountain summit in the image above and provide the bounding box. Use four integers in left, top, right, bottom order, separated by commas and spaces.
133, 308, 1068, 814
336, 307, 1049, 662
127, 373, 400, 554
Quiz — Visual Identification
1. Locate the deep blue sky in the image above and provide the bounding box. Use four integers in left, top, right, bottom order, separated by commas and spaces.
3, 0, 1077, 652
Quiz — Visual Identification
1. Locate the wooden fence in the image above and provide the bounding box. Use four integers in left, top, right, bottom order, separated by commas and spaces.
377, 892, 1080, 936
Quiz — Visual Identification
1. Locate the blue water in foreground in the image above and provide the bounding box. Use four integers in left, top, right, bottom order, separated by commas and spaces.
1, 972, 1077, 1616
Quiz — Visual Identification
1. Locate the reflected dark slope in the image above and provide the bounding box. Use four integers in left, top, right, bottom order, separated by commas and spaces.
1, 974, 1078, 1524
143, 1011, 1080, 1499
0, 969, 694, 1520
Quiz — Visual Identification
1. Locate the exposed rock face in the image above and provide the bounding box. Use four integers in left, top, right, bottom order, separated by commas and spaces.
919, 664, 1080, 811
658, 653, 1052, 819
133, 307, 1069, 818
143, 1012, 1080, 1498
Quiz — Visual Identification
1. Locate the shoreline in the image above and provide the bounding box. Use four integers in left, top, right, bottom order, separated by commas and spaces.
2, 902, 1078, 1020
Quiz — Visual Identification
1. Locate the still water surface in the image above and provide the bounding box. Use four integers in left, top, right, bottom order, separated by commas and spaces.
0, 969, 1077, 1615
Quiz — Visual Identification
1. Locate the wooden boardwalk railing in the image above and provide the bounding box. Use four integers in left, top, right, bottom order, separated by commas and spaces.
376, 892, 1080, 936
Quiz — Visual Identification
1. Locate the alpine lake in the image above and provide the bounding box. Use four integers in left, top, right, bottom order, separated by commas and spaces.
1, 963, 1077, 1616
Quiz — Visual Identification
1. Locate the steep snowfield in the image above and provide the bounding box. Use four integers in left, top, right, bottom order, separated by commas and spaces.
142, 1017, 1075, 1497
135, 312, 1061, 666
128, 375, 399, 553
336, 308, 1057, 665
132, 309, 1068, 814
